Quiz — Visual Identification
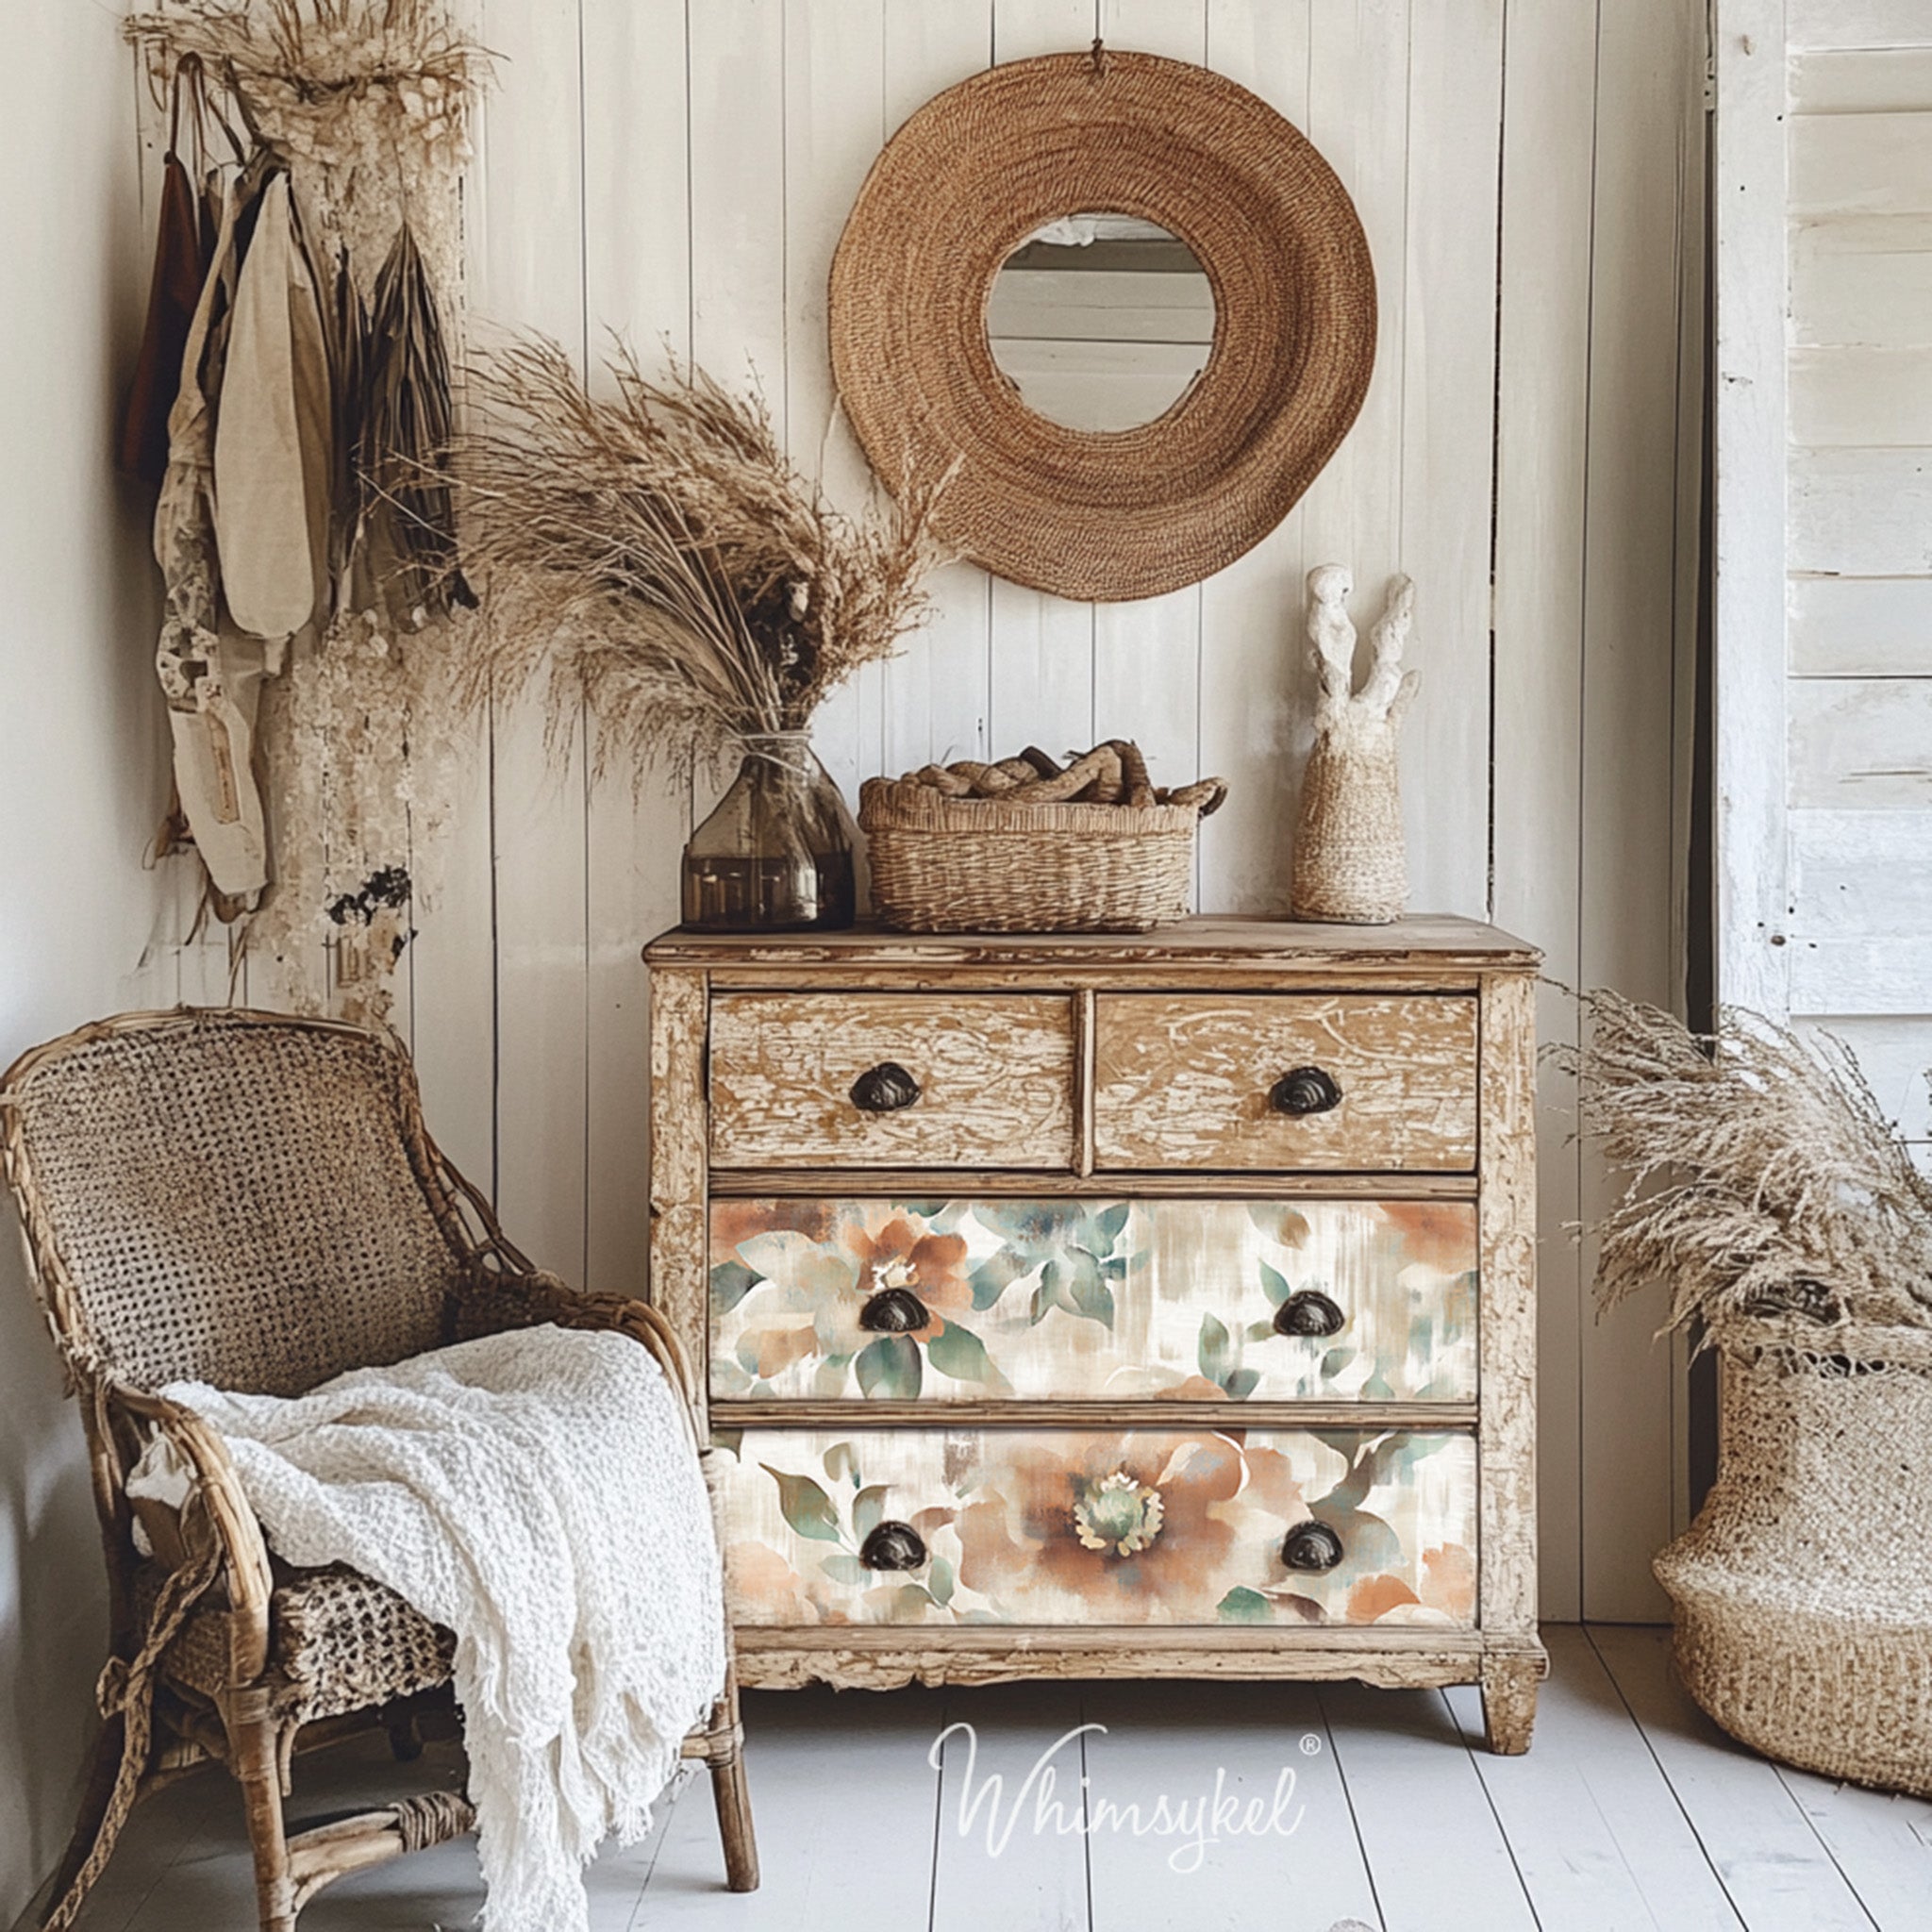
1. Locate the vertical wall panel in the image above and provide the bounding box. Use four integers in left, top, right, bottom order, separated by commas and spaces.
579, 0, 691, 1298
877, 1, 995, 778
472, 0, 592, 1280
1197, 0, 1312, 914
1492, 0, 1597, 1624
784, 0, 889, 814
1576, 0, 1703, 1620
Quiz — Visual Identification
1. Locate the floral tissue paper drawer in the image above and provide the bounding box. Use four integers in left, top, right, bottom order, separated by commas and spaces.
714, 1425, 1478, 1628
644, 917, 1544, 1751
709, 1197, 1477, 1405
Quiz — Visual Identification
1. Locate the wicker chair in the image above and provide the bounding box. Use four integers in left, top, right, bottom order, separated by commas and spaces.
0, 1008, 758, 1931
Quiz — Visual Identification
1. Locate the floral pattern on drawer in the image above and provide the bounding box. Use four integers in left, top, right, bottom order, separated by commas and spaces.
715, 1425, 1478, 1628
708, 1197, 1476, 1404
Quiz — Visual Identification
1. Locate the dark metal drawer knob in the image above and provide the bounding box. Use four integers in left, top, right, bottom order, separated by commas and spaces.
1269, 1066, 1342, 1116
859, 1286, 929, 1333
1274, 1290, 1345, 1339
1281, 1521, 1345, 1574
850, 1061, 922, 1113
859, 1521, 927, 1572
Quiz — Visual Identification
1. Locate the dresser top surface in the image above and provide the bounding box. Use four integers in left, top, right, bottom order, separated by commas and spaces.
644, 912, 1539, 971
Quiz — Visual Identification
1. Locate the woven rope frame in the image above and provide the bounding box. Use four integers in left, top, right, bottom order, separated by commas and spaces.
829, 49, 1375, 602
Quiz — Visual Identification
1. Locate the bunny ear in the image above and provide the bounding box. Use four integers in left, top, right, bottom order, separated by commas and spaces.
1306, 567, 1358, 700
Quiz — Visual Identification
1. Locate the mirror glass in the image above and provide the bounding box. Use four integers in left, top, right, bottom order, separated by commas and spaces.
986, 215, 1215, 433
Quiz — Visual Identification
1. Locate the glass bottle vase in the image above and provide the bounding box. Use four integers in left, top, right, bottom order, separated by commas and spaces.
680, 731, 858, 931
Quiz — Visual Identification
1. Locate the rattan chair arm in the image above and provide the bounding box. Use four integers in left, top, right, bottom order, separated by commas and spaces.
107, 1382, 275, 1683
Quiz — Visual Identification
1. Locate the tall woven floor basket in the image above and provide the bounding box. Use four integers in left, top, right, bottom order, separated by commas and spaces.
1657, 1326, 1932, 1795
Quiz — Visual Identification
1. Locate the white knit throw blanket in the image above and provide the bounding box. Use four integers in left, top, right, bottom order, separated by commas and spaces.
142, 1324, 725, 1932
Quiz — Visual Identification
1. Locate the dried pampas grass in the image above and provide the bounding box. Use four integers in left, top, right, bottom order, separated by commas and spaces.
1557, 990, 1932, 1342
453, 335, 946, 784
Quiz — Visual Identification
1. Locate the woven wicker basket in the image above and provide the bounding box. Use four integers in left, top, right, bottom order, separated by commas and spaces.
859, 780, 1208, 933
1656, 1327, 1932, 1795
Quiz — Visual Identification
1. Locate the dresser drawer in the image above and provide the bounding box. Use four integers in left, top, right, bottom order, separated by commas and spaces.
709, 1196, 1476, 1404
708, 992, 1077, 1170
716, 1424, 1477, 1628
1092, 993, 1478, 1172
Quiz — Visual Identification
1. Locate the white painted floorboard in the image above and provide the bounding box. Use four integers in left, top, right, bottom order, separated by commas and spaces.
46, 1627, 1932, 1932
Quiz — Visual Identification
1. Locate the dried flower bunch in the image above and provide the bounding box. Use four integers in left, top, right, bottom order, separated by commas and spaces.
1557, 990, 1932, 1342
126, 0, 487, 284
453, 335, 946, 784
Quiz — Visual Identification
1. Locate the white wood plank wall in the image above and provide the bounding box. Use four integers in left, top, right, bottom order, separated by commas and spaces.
149, 0, 1706, 1619
1782, 2, 1932, 1158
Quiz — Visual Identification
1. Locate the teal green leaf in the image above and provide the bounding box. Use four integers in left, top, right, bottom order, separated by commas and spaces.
820, 1552, 871, 1587
1095, 1202, 1132, 1249
822, 1441, 860, 1486
894, 1583, 938, 1615
1198, 1313, 1233, 1386
926, 1320, 998, 1386
1217, 1586, 1273, 1624
856, 1334, 923, 1400
899, 1201, 947, 1219
956, 1607, 1005, 1624
853, 1484, 891, 1541
1064, 1250, 1114, 1326
1246, 1320, 1277, 1344
1258, 1260, 1293, 1308
761, 1466, 843, 1542
709, 1259, 760, 1315
927, 1556, 956, 1607
734, 1333, 764, 1374
1319, 1346, 1356, 1379
813, 1356, 855, 1401
1223, 1367, 1261, 1402
1102, 1254, 1127, 1278
968, 1246, 1029, 1310
709, 1428, 743, 1456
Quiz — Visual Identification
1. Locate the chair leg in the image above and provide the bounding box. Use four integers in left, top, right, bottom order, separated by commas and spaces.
41, 1715, 131, 1927
224, 1690, 296, 1932
707, 1666, 758, 1894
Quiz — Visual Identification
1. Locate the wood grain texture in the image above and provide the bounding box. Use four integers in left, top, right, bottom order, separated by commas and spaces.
648, 970, 710, 1430
1092, 993, 1479, 1173
708, 992, 1077, 1170
647, 913, 1540, 971
710, 1166, 1480, 1201
734, 1625, 1509, 1692
1477, 971, 1540, 1641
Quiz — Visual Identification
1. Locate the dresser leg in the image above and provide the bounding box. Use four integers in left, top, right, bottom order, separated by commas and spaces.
1480, 1656, 1541, 1755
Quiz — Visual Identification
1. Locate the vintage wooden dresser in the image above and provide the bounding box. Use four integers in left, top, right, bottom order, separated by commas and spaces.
643, 915, 1544, 1750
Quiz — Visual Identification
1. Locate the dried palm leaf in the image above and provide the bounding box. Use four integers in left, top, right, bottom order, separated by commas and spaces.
1556, 989, 1932, 1342
360, 220, 468, 619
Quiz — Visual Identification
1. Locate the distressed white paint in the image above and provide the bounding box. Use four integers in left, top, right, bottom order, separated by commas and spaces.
1718, 0, 1932, 1178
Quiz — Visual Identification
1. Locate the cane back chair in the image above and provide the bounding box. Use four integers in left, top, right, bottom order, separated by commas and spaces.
0, 1008, 758, 1931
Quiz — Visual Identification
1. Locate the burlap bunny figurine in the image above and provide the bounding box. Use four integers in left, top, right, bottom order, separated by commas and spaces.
1291, 564, 1419, 924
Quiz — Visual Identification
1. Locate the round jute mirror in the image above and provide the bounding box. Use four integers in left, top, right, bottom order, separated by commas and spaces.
828, 49, 1376, 603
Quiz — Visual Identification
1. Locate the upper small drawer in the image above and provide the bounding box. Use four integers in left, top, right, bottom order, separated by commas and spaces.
708, 992, 1077, 1170
1093, 993, 1478, 1172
